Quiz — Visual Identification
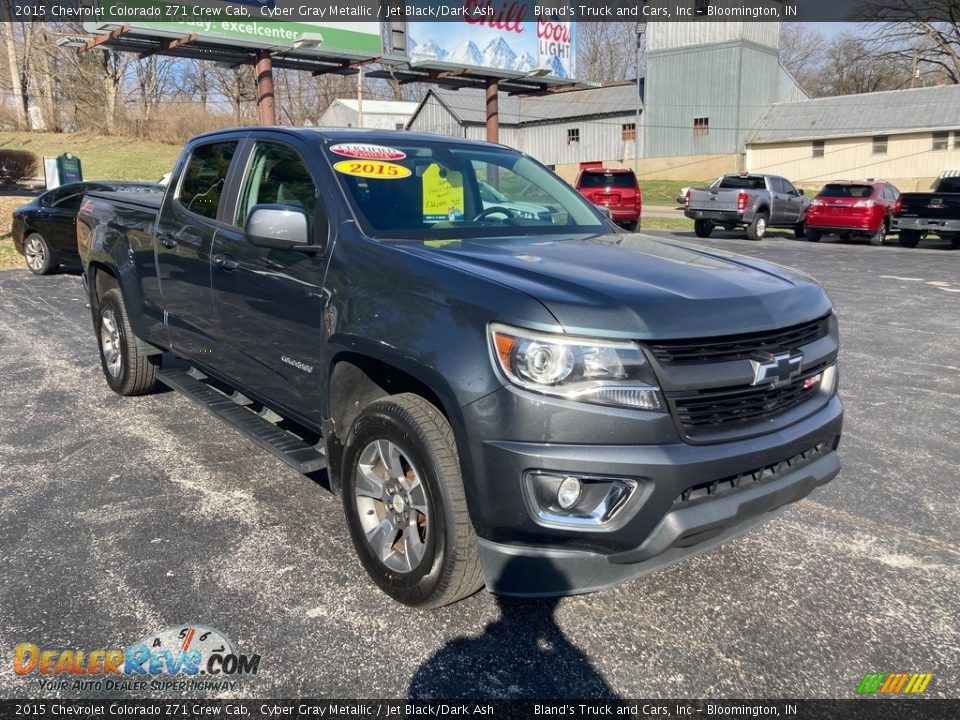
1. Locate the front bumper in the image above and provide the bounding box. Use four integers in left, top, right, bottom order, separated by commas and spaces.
461, 393, 843, 597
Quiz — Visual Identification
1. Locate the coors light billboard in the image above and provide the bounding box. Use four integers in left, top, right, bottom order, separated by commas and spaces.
406, 1, 577, 80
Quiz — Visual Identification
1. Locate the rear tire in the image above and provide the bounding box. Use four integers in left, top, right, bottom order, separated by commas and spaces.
694, 220, 714, 238
746, 211, 768, 241
945, 233, 960, 250
898, 230, 921, 248
24, 233, 56, 275
96, 289, 159, 396
341, 394, 483, 608
805, 226, 822, 242
869, 221, 888, 247
624, 220, 639, 232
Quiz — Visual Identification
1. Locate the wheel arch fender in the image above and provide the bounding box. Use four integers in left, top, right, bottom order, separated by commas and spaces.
323, 343, 472, 499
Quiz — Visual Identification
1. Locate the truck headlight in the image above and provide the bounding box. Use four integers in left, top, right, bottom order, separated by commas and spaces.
489, 324, 664, 411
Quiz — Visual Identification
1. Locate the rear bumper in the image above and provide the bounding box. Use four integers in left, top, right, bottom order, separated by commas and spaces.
466, 395, 843, 597
805, 215, 881, 233
685, 209, 743, 224
892, 217, 960, 233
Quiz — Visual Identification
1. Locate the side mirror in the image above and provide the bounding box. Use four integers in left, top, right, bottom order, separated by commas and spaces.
797, 188, 805, 196
594, 204, 613, 220
244, 204, 317, 253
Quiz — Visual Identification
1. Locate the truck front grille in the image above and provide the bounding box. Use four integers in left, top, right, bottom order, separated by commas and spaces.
667, 364, 828, 440
649, 315, 830, 365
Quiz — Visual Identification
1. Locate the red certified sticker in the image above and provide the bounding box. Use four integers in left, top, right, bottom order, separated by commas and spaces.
329, 143, 406, 161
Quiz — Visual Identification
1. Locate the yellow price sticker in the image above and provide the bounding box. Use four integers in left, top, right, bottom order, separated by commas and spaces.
422, 163, 464, 221
333, 160, 411, 180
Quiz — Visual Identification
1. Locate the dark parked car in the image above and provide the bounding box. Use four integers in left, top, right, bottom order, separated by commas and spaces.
804, 180, 900, 246
892, 172, 960, 248
77, 129, 842, 607
11, 181, 163, 274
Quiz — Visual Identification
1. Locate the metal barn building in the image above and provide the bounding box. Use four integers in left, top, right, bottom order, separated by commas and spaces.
406, 22, 806, 181
318, 99, 419, 130
406, 83, 640, 181
641, 22, 806, 179
746, 84, 960, 191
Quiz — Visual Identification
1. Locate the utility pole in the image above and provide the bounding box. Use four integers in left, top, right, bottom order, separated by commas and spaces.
357, 64, 364, 128
634, 22, 646, 171
255, 50, 276, 125
485, 78, 499, 143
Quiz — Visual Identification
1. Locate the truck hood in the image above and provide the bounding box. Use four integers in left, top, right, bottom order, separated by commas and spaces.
393, 233, 832, 339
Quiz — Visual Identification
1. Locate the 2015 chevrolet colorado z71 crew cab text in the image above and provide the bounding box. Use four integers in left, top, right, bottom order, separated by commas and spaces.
77, 129, 843, 607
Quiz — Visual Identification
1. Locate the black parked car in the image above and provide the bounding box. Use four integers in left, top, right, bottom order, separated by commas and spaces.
11, 181, 163, 274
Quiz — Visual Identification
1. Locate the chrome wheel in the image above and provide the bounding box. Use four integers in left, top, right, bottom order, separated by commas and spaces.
354, 439, 429, 574
25, 236, 45, 272
100, 309, 123, 378
755, 216, 767, 237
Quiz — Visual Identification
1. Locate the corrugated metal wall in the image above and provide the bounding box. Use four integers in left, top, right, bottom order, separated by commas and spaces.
408, 94, 639, 167
408, 96, 466, 138
643, 42, 793, 158
647, 20, 780, 52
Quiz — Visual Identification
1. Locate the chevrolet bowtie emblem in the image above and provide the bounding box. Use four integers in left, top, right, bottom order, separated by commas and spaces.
750, 352, 803, 387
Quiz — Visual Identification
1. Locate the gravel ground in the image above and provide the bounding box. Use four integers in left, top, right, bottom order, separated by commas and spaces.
0, 231, 957, 700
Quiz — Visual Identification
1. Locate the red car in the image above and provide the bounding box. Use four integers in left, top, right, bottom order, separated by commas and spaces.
574, 167, 642, 231
804, 180, 901, 246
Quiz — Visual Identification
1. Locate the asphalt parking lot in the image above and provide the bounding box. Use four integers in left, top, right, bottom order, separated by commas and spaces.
1, 230, 958, 699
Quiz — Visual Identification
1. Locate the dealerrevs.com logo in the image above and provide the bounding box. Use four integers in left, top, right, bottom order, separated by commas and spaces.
14, 625, 261, 692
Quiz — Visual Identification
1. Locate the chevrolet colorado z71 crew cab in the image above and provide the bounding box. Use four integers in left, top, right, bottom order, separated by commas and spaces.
685, 174, 809, 240
77, 129, 843, 607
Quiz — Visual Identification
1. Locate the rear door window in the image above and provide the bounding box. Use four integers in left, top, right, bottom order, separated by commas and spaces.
177, 141, 238, 220
718, 175, 766, 190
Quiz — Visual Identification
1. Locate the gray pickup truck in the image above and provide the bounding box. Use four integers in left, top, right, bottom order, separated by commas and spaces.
892, 172, 960, 248
685, 173, 809, 241
76, 128, 842, 607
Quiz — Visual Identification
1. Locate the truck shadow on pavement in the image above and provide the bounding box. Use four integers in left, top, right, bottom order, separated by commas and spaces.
407, 557, 618, 700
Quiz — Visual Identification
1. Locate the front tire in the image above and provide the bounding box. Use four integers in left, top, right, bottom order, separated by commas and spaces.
898, 230, 921, 248
96, 289, 159, 396
746, 211, 768, 241
793, 223, 806, 239
24, 233, 56, 275
341, 394, 483, 608
694, 220, 714, 238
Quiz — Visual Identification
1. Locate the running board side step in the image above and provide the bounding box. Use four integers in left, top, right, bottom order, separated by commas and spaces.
156, 368, 327, 474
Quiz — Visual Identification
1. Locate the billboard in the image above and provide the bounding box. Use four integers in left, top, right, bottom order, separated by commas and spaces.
406, 19, 576, 80
83, 2, 381, 58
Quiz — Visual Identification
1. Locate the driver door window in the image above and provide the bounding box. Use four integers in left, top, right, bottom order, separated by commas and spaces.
235, 142, 317, 230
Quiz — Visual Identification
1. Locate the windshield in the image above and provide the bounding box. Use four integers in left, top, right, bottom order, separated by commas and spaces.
323, 140, 605, 239
820, 184, 874, 198
578, 172, 636, 189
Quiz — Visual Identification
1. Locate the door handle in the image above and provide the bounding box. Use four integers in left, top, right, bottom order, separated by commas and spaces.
212, 253, 238, 271
158, 232, 177, 249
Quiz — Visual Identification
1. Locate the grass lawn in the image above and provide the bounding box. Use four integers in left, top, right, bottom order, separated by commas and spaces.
0, 195, 30, 269
0, 132, 180, 182
639, 179, 707, 206
639, 216, 693, 231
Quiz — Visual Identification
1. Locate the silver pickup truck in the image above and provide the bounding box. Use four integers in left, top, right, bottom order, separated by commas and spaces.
684, 173, 809, 241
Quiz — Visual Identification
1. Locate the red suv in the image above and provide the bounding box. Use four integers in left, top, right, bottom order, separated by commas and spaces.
575, 167, 642, 231
804, 180, 901, 246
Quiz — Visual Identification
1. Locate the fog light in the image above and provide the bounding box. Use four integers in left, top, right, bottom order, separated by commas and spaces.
557, 476, 582, 509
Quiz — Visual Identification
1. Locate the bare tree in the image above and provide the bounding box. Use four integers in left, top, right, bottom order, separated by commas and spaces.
780, 23, 827, 95
577, 23, 639, 84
